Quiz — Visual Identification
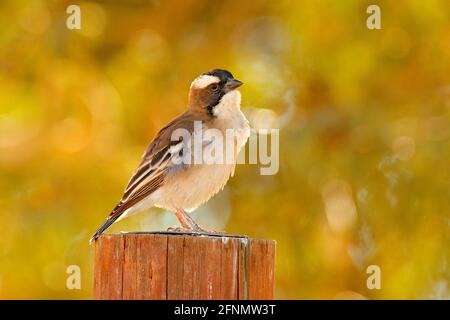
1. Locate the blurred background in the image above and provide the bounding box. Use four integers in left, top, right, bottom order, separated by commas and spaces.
0, 0, 449, 299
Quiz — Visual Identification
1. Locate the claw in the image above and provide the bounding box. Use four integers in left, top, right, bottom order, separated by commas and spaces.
167, 226, 192, 233
191, 226, 226, 235
172, 208, 226, 236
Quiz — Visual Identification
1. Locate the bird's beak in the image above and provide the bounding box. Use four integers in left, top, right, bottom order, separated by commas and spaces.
225, 79, 243, 91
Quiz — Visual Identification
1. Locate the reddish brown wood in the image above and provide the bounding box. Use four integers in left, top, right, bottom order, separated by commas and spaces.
248, 239, 276, 299
167, 235, 185, 299
139, 234, 168, 299
122, 233, 138, 299
93, 233, 275, 300
238, 238, 249, 299
220, 237, 239, 299
93, 235, 124, 299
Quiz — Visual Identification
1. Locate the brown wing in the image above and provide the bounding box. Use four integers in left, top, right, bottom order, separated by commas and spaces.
90, 110, 211, 243
113, 110, 202, 215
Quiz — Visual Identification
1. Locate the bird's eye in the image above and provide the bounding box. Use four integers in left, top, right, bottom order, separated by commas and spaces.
210, 84, 219, 92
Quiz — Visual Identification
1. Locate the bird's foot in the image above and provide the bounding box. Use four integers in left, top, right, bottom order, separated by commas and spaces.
166, 226, 193, 233
191, 226, 226, 236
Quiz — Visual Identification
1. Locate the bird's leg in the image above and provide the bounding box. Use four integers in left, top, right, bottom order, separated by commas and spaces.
179, 209, 225, 235
167, 209, 192, 232
175, 210, 191, 229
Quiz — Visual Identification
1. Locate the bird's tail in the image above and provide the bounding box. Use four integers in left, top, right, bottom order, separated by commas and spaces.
89, 214, 121, 245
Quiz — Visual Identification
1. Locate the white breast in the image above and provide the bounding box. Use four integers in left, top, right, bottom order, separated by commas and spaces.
212, 90, 250, 150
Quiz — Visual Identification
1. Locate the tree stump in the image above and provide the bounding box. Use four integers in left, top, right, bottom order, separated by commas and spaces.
93, 232, 276, 300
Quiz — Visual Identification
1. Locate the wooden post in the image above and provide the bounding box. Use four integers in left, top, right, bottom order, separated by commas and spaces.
93, 232, 276, 300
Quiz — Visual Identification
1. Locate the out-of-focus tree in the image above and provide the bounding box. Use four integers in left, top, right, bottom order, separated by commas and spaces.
0, 0, 449, 299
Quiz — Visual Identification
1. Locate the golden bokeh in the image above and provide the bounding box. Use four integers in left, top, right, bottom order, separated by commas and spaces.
0, 0, 449, 299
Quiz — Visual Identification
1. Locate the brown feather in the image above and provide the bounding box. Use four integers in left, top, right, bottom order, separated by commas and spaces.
110, 109, 211, 219
90, 87, 217, 243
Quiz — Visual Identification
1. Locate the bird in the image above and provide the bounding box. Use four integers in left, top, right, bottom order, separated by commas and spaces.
90, 69, 250, 243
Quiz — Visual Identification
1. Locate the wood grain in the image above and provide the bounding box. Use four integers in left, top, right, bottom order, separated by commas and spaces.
220, 237, 239, 299
93, 233, 275, 300
167, 235, 185, 299
93, 234, 124, 299
247, 239, 276, 299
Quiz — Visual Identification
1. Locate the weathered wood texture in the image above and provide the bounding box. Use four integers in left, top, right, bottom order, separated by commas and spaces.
93, 233, 275, 300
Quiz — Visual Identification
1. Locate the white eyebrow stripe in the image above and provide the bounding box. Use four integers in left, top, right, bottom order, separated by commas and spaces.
190, 75, 220, 89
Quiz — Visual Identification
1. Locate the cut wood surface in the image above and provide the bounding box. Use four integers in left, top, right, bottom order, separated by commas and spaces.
93, 232, 276, 300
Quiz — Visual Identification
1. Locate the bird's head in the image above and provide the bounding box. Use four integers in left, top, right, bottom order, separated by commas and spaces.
188, 69, 243, 116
